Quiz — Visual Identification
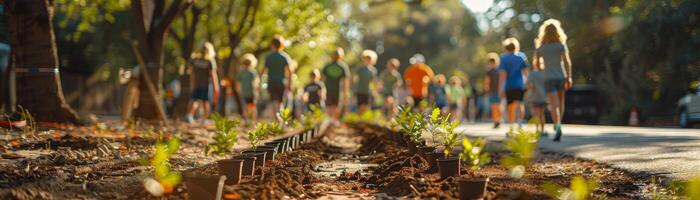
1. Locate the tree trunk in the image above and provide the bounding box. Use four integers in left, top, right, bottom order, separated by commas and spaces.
5, 0, 80, 124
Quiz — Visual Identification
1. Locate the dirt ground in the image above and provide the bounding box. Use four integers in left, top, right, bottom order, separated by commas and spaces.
0, 121, 677, 199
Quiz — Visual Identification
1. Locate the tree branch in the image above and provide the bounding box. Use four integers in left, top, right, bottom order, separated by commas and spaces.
155, 0, 191, 35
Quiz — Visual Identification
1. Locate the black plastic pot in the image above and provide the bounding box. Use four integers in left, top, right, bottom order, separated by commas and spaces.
234, 154, 256, 176
407, 142, 419, 154
242, 150, 266, 168
257, 145, 277, 161
217, 159, 243, 185
418, 146, 436, 158
264, 141, 283, 154
276, 138, 291, 152
437, 157, 461, 179
458, 177, 489, 200
425, 152, 443, 173
184, 175, 226, 200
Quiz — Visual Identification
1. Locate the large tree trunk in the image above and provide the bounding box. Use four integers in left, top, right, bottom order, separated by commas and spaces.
129, 0, 190, 121
5, 0, 80, 124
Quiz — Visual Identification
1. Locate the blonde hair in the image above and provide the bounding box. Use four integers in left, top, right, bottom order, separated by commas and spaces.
449, 76, 462, 85
536, 19, 567, 48
193, 42, 216, 60
361, 49, 378, 65
486, 52, 500, 65
435, 74, 446, 85
502, 37, 520, 52
387, 58, 400, 68
240, 53, 257, 68
331, 48, 344, 60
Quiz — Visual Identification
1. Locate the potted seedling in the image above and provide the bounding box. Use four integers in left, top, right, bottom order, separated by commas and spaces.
400, 110, 427, 153
502, 128, 540, 178
242, 123, 269, 170
206, 113, 244, 185
437, 121, 461, 179
542, 176, 598, 200
141, 137, 182, 197
457, 137, 491, 199
421, 108, 449, 157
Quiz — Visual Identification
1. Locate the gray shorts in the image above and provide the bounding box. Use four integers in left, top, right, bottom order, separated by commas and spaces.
545, 79, 565, 93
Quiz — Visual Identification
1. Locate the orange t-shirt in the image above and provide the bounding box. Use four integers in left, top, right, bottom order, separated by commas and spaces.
403, 63, 434, 98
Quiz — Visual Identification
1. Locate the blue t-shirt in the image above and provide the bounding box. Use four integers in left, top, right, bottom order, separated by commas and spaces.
498, 52, 528, 90
264, 51, 291, 84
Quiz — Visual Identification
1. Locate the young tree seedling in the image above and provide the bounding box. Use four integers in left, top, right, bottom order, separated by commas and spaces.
205, 113, 240, 156
458, 137, 491, 174
441, 121, 461, 157
542, 176, 599, 200
248, 123, 269, 150
141, 136, 182, 196
502, 128, 540, 178
277, 107, 295, 127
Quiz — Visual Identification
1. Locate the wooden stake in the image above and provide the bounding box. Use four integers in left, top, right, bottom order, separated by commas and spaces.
130, 41, 168, 123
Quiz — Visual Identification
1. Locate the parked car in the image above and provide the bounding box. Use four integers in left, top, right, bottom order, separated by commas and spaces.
678, 83, 700, 128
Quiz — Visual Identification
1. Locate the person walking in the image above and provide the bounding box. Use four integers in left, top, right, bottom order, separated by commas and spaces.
403, 54, 434, 109
321, 48, 351, 121
446, 76, 466, 122
303, 69, 326, 112
352, 50, 378, 114
498, 38, 529, 128
429, 74, 449, 111
533, 19, 572, 142
236, 53, 260, 120
186, 42, 220, 123
527, 63, 547, 135
262, 36, 293, 118
483, 53, 502, 128
379, 58, 403, 117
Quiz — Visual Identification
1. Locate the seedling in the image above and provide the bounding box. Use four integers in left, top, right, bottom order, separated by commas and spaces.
301, 105, 326, 130
266, 122, 284, 136
248, 122, 269, 150
277, 107, 295, 127
669, 175, 700, 200
342, 112, 360, 123
542, 176, 599, 200
458, 137, 490, 174
205, 113, 240, 156
427, 108, 450, 146
502, 128, 540, 178
397, 108, 427, 144
441, 121, 461, 157
141, 137, 182, 196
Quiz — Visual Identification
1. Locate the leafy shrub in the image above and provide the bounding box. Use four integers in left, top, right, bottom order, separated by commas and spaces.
542, 176, 598, 200
205, 113, 239, 156
502, 128, 540, 178
458, 137, 490, 174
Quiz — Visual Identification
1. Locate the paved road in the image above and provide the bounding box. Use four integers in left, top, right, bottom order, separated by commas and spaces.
459, 123, 700, 180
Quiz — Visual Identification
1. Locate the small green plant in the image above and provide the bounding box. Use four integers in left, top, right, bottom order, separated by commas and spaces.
248, 122, 269, 150
427, 108, 450, 146
669, 175, 700, 200
542, 176, 599, 200
458, 137, 490, 174
301, 105, 326, 129
266, 121, 284, 136
441, 121, 461, 157
205, 113, 239, 156
502, 128, 541, 178
140, 137, 182, 195
397, 109, 427, 144
277, 107, 295, 127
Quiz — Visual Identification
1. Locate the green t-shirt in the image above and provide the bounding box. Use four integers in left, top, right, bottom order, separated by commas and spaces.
353, 65, 377, 95
446, 85, 465, 104
264, 51, 291, 83
236, 68, 257, 98
379, 69, 402, 96
322, 61, 350, 96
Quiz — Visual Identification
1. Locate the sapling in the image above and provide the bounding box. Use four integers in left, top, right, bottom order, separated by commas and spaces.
266, 122, 284, 136
441, 121, 461, 157
248, 123, 269, 150
276, 107, 295, 127
542, 176, 599, 200
205, 113, 240, 156
458, 137, 491, 174
141, 137, 182, 196
427, 108, 450, 146
502, 128, 540, 178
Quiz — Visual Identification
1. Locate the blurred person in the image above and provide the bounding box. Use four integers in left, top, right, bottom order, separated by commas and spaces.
527, 61, 547, 135
379, 58, 403, 116
483, 53, 502, 128
498, 38, 529, 128
186, 42, 220, 122
303, 69, 326, 112
446, 76, 466, 121
534, 19, 572, 142
352, 50, 378, 114
429, 74, 448, 111
403, 54, 434, 108
262, 36, 293, 118
236, 53, 260, 120
321, 48, 351, 121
